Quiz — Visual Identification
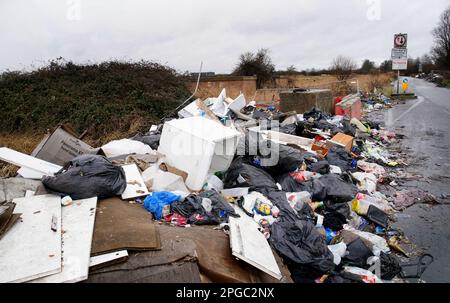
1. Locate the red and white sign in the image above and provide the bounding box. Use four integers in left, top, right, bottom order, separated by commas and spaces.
394, 34, 407, 48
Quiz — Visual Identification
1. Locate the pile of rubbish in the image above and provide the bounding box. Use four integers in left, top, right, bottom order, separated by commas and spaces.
0, 89, 433, 283
359, 92, 392, 113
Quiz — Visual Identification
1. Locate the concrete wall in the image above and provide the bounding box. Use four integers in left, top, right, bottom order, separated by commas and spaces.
279, 89, 334, 115
187, 76, 257, 100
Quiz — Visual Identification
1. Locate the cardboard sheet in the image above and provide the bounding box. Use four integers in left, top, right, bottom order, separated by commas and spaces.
91, 197, 161, 255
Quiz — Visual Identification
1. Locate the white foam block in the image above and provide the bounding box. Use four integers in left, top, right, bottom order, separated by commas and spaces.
0, 194, 62, 283
121, 164, 150, 200
0, 147, 62, 178
89, 250, 128, 268
32, 197, 98, 283
228, 206, 282, 280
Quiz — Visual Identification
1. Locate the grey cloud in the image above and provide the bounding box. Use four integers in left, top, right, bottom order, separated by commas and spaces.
0, 0, 448, 73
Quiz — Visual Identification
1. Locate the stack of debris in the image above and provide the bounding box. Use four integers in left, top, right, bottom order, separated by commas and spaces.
0, 88, 433, 283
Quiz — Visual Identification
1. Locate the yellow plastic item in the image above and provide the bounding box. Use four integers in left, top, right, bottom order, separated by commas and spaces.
351, 199, 369, 216
257, 203, 271, 215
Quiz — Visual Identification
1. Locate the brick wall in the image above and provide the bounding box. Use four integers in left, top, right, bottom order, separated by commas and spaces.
187, 76, 257, 100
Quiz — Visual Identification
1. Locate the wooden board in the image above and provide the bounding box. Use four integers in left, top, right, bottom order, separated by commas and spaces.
120, 164, 149, 200
0, 194, 62, 283
0, 147, 62, 179
32, 197, 97, 283
228, 206, 282, 280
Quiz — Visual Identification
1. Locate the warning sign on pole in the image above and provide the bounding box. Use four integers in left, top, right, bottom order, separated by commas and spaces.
392, 58, 408, 70
392, 33, 408, 71
394, 34, 407, 48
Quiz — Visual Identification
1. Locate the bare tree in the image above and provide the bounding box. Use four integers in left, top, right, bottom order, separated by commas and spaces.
286, 65, 297, 74
431, 5, 450, 69
330, 56, 357, 81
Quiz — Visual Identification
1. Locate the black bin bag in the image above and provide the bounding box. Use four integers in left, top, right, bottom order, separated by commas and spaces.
342, 237, 374, 268
131, 132, 161, 150
270, 219, 335, 274
223, 156, 278, 195
42, 154, 127, 200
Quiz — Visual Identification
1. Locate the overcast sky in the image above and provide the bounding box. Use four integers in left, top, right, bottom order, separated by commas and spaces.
1, 0, 448, 74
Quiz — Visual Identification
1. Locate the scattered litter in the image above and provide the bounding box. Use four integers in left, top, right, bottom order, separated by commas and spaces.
0, 87, 436, 284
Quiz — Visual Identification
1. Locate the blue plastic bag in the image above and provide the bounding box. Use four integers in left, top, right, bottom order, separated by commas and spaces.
143, 191, 181, 220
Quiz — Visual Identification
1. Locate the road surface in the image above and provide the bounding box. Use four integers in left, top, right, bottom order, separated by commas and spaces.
369, 78, 450, 282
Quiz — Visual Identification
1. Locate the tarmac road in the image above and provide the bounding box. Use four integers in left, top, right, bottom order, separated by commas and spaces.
368, 77, 450, 282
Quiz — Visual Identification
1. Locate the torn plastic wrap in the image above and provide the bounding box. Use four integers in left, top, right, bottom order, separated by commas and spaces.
42, 155, 127, 200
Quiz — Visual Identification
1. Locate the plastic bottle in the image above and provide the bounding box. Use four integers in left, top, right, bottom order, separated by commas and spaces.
352, 198, 371, 216
325, 228, 337, 244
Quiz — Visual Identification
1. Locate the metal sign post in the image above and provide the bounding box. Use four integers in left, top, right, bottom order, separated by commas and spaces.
392, 33, 408, 94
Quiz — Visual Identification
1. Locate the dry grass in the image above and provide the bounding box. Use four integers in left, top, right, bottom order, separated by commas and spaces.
0, 116, 146, 178
0, 132, 43, 177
